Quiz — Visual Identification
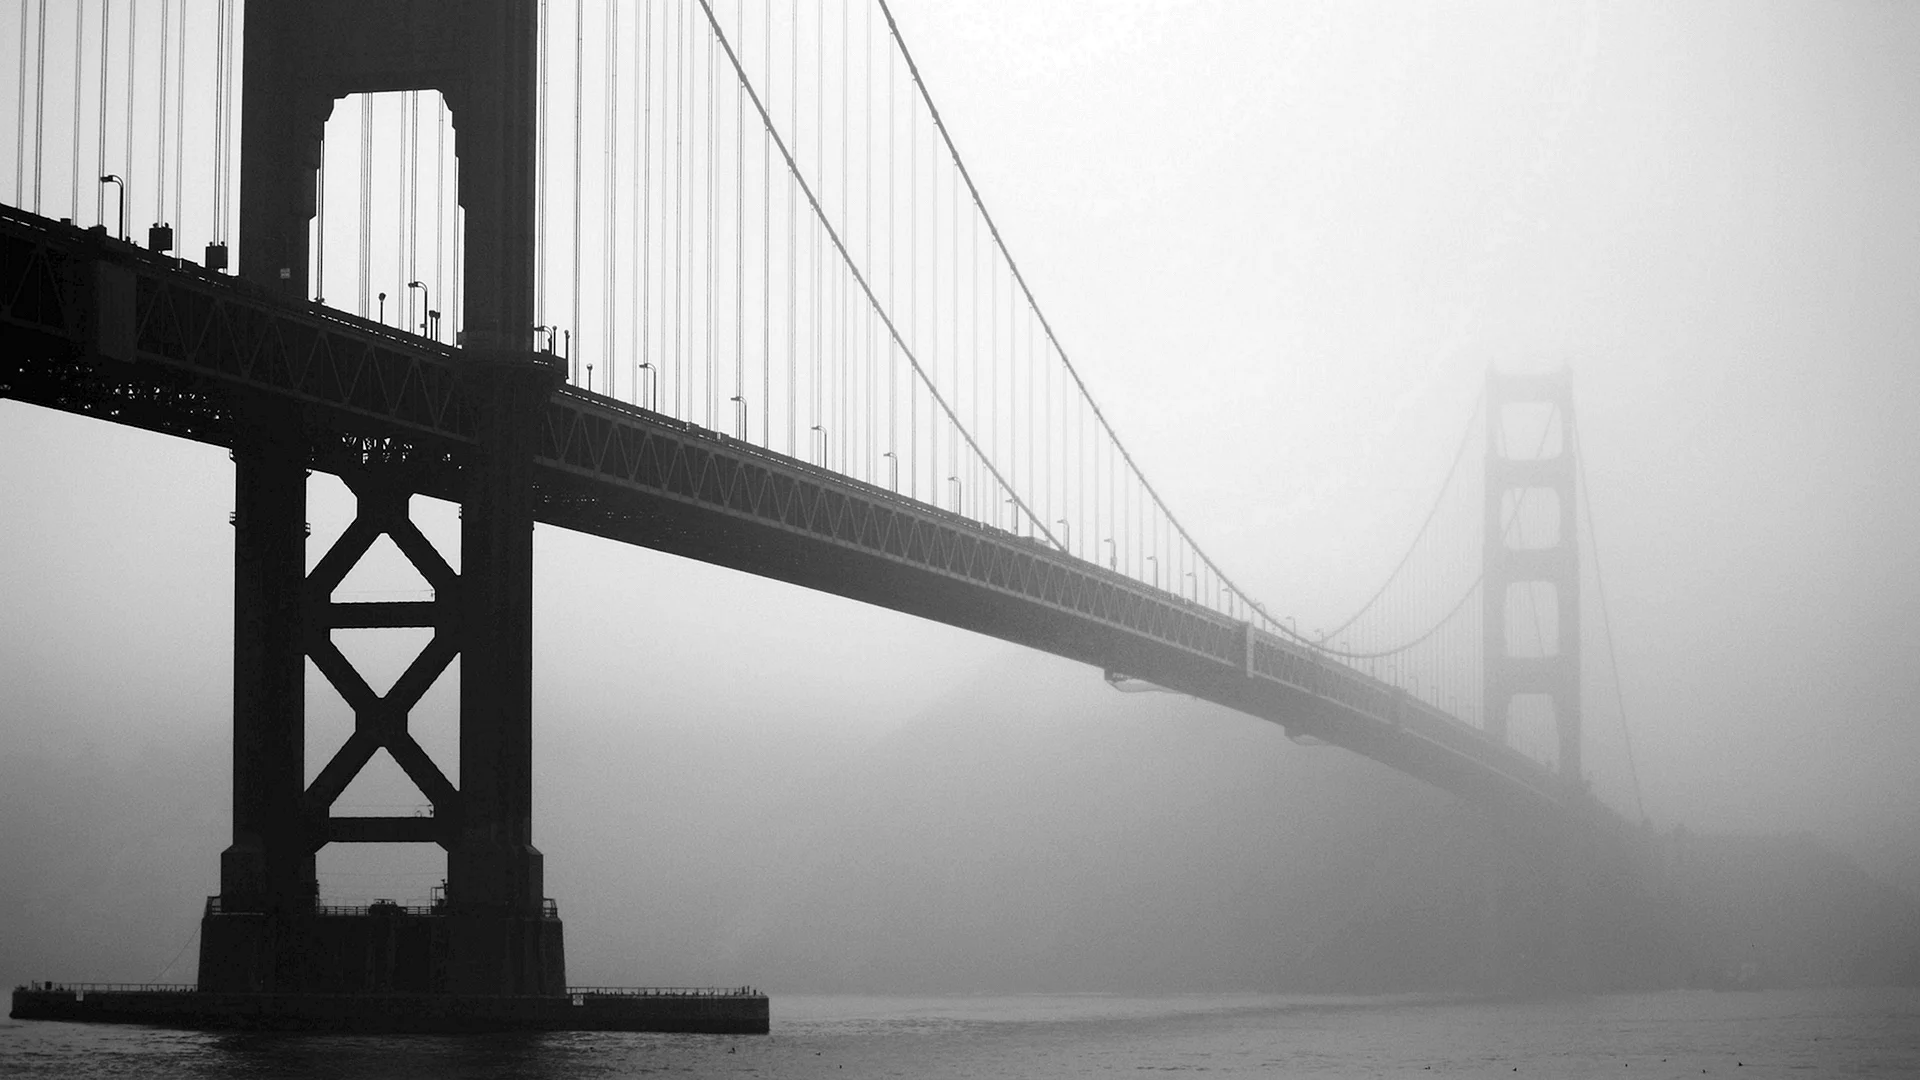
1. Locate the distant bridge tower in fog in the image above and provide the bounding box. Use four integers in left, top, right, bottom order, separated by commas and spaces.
1484, 369, 1582, 782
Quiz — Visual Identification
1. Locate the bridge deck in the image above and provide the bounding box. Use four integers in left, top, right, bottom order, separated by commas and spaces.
0, 204, 1568, 817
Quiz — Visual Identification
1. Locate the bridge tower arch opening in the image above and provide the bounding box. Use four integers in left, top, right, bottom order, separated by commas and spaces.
206, 0, 564, 997
310, 90, 466, 343
1481, 369, 1582, 788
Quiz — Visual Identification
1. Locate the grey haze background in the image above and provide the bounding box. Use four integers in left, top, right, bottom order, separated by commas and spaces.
2, 0, 1917, 990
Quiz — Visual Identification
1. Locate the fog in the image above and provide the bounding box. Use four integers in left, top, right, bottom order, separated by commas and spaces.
3, 0, 1919, 992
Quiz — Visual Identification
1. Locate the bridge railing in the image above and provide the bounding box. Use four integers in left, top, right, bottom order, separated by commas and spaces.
567, 986, 763, 998
13, 983, 198, 995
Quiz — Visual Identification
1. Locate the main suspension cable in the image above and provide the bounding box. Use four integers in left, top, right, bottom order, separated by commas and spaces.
1322, 390, 1485, 640
1314, 403, 1555, 662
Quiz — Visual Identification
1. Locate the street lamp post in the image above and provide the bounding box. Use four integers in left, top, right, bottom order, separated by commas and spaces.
1146, 554, 1159, 589
730, 395, 747, 440
1055, 520, 1071, 556
638, 361, 656, 410
406, 280, 430, 339
882, 450, 897, 491
811, 424, 827, 465
98, 176, 124, 240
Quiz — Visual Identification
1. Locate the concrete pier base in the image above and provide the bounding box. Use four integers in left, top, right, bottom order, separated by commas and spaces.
10, 984, 769, 1034
197, 900, 564, 996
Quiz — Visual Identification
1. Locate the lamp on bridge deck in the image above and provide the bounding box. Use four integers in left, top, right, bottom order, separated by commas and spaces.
97, 176, 124, 240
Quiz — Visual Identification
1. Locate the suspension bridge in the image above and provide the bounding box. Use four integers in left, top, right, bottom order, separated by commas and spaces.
2, 0, 1647, 1018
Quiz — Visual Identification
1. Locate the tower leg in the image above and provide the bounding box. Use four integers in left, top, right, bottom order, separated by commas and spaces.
203, 417, 315, 991
446, 353, 564, 995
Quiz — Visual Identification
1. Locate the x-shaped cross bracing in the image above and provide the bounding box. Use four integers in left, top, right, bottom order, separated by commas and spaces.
302, 473, 462, 847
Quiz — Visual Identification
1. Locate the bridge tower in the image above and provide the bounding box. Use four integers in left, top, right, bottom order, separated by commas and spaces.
1481, 369, 1582, 787
203, 1, 563, 995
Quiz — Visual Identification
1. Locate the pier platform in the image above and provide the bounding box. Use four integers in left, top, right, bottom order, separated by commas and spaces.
9, 983, 770, 1034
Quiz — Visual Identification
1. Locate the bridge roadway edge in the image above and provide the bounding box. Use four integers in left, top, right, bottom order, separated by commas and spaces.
2, 205, 1665, 994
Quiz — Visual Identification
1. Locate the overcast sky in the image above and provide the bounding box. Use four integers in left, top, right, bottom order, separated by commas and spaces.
2, 0, 1917, 988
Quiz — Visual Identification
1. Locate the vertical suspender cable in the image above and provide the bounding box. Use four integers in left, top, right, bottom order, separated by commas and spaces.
398, 95, 409, 320
762, 0, 771, 442
536, 0, 548, 340
571, 0, 583, 383
786, 8, 796, 452
174, 10, 185, 239
154, 0, 167, 225
734, 3, 745, 435
69, 1, 82, 221
928, 81, 937, 493
33, 0, 47, 212
813, 13, 824, 459
643, 1, 653, 401
453, 202, 463, 344
840, 0, 850, 470
950, 143, 958, 504
316, 131, 326, 300
886, 40, 893, 473
637, 2, 652, 395
359, 95, 372, 317
398, 94, 409, 324
212, 1, 224, 241
411, 91, 422, 330
707, 31, 716, 426
673, 0, 685, 415
123, 0, 135, 222
216, 0, 229, 242
607, 2, 619, 396
865, 0, 874, 475
95, 0, 108, 226
14, 1, 26, 206
435, 97, 445, 335
971, 199, 979, 520
907, 75, 916, 495
214, 0, 226, 242
682, 4, 692, 416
